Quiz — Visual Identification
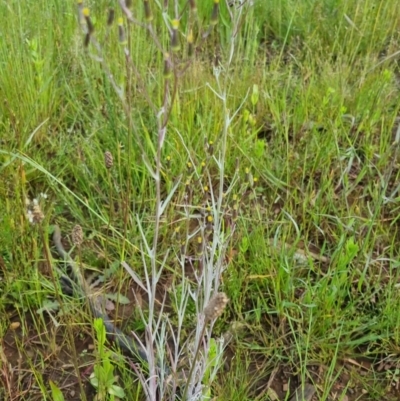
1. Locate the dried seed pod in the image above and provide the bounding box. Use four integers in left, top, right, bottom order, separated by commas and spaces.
104, 151, 114, 169
72, 225, 84, 246
204, 292, 229, 321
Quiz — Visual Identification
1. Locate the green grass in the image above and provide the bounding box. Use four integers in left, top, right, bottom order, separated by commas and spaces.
2, 0, 400, 400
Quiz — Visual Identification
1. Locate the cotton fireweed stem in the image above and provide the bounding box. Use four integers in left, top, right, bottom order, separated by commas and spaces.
182, 292, 229, 400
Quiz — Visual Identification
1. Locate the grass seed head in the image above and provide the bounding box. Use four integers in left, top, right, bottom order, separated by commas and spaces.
204, 292, 229, 322
104, 151, 114, 169
72, 225, 83, 246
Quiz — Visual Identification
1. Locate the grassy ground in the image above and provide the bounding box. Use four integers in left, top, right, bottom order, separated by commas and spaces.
2, 0, 400, 400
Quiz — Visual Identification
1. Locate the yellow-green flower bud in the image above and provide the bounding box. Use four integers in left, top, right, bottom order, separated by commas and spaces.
83, 8, 94, 33
196, 236, 203, 256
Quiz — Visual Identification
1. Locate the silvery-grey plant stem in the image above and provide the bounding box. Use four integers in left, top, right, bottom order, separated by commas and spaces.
184, 4, 249, 398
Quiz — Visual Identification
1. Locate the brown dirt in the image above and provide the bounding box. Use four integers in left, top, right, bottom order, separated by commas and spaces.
1, 315, 96, 401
